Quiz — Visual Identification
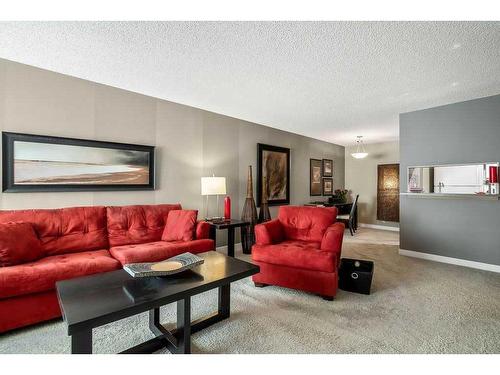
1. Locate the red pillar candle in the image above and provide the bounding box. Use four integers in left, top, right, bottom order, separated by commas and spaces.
224, 196, 231, 220
490, 166, 498, 183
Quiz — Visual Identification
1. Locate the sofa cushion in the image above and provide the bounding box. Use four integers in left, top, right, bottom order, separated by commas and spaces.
278, 206, 337, 242
0, 249, 121, 299
0, 206, 108, 257
162, 210, 197, 242
106, 204, 182, 247
109, 239, 214, 265
0, 222, 43, 267
252, 244, 336, 273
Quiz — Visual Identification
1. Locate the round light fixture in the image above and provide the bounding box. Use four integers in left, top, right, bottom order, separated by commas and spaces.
351, 136, 368, 159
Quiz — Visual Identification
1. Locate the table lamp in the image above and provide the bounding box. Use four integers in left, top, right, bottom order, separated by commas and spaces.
201, 175, 227, 220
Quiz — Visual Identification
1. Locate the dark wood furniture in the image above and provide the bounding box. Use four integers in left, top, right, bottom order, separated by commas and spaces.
306, 201, 358, 231
56, 251, 259, 354
337, 195, 359, 236
207, 219, 250, 257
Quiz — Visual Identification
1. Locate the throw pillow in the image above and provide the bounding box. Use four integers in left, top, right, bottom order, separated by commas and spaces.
0, 222, 43, 267
162, 210, 198, 242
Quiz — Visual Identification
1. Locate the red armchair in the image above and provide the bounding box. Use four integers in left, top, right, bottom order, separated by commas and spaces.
251, 206, 344, 300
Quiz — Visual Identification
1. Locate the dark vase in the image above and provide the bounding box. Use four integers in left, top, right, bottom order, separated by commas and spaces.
258, 176, 271, 223
241, 166, 258, 254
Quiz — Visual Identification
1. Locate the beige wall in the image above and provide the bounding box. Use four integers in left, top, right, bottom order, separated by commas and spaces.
0, 59, 345, 243
345, 141, 399, 228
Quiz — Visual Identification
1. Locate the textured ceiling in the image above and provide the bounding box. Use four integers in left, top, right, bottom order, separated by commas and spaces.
0, 21, 499, 145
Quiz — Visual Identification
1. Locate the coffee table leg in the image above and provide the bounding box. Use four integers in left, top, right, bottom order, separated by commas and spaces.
218, 284, 230, 319
71, 329, 92, 354
227, 226, 235, 257
123, 287, 232, 354
176, 297, 191, 354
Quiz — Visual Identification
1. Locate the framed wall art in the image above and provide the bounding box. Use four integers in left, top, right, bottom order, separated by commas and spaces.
310, 158, 322, 196
2, 132, 155, 192
377, 163, 400, 222
322, 159, 333, 177
322, 177, 333, 196
257, 143, 290, 206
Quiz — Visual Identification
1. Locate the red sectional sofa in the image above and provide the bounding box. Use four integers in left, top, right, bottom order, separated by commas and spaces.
251, 206, 344, 299
0, 204, 214, 333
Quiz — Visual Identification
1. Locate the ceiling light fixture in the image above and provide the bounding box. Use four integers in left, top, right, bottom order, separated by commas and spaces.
351, 136, 368, 159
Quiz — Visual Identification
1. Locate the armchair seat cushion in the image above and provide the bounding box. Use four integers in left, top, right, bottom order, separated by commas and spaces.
280, 240, 321, 249
0, 249, 121, 299
252, 244, 336, 273
109, 239, 214, 265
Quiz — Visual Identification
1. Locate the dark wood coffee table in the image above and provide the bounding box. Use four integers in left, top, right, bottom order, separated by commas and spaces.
56, 251, 259, 354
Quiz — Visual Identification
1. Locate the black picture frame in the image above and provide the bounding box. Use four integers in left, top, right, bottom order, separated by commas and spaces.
257, 143, 290, 207
2, 132, 155, 192
322, 159, 333, 177
310, 158, 322, 196
322, 177, 334, 196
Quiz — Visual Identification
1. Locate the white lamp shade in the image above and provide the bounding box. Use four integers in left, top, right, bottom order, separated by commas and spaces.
201, 177, 226, 195
351, 136, 369, 159
351, 152, 368, 159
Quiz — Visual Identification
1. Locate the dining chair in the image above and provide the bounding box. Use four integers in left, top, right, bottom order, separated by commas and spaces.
337, 194, 359, 236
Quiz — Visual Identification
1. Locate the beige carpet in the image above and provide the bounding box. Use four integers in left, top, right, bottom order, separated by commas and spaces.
0, 229, 499, 354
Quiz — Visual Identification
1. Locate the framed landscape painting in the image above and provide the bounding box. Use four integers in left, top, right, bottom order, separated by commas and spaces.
257, 143, 290, 206
310, 158, 322, 196
2, 132, 155, 192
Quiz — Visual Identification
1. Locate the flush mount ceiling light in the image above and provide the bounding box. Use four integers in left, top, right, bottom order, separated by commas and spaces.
351, 136, 368, 159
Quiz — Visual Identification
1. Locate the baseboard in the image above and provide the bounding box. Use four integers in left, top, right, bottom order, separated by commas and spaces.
359, 223, 399, 232
216, 242, 243, 253
399, 248, 500, 273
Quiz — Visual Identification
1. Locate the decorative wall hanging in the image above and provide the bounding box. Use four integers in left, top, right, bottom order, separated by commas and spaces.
377, 163, 400, 222
322, 178, 333, 196
2, 132, 155, 192
310, 158, 322, 196
257, 143, 290, 206
322, 159, 333, 177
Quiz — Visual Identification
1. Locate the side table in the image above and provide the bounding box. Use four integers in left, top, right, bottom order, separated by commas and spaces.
206, 219, 250, 257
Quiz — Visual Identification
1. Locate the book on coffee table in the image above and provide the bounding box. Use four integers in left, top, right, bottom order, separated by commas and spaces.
123, 252, 204, 278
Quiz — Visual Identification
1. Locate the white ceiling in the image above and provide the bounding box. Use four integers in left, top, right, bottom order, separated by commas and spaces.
0, 21, 499, 145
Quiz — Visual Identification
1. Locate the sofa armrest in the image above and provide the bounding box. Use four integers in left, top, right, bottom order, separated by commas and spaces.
254, 219, 284, 245
195, 221, 211, 240
320, 222, 345, 265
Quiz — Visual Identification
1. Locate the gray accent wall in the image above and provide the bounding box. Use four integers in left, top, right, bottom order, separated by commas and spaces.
0, 59, 345, 246
400, 94, 500, 266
